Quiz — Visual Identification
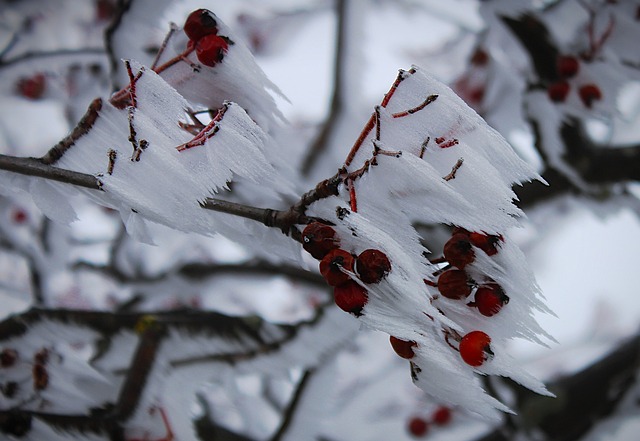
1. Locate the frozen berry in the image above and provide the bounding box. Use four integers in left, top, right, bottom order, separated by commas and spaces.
16, 73, 46, 100
469, 232, 502, 256
95, 0, 116, 21
319, 249, 354, 286
557, 55, 580, 78
443, 234, 474, 269
184, 9, 219, 41
333, 281, 368, 316
1, 348, 18, 368
547, 81, 570, 102
195, 34, 230, 67
459, 331, 493, 367
407, 416, 429, 437
432, 406, 452, 425
11, 208, 28, 224
470, 48, 489, 66
389, 336, 417, 359
356, 249, 391, 283
32, 364, 49, 390
472, 283, 509, 316
1, 381, 18, 398
302, 222, 340, 259
579, 84, 602, 108
437, 269, 472, 300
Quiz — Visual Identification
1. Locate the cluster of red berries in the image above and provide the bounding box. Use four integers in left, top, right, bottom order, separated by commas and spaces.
407, 406, 453, 438
15, 73, 46, 100
437, 228, 509, 317
183, 9, 233, 67
301, 222, 391, 317
547, 55, 602, 108
1, 347, 51, 399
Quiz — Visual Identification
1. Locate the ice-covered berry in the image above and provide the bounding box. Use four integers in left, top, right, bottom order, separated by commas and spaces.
557, 55, 580, 78
16, 74, 46, 100
459, 331, 493, 367
547, 81, 570, 102
333, 281, 368, 316
1, 348, 18, 368
319, 249, 354, 286
356, 249, 391, 283
579, 84, 602, 108
407, 416, 429, 437
301, 222, 339, 259
389, 336, 417, 359
432, 406, 452, 425
437, 269, 472, 299
469, 232, 502, 256
195, 34, 230, 67
443, 233, 474, 269
184, 9, 219, 41
472, 283, 509, 316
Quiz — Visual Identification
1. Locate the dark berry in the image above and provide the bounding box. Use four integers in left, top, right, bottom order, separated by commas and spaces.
547, 81, 570, 102
389, 336, 417, 359
470, 48, 489, 66
437, 269, 472, 300
195, 34, 230, 67
319, 249, 354, 286
469, 232, 502, 256
556, 55, 580, 78
301, 222, 340, 259
1, 381, 18, 398
472, 283, 509, 316
32, 364, 49, 390
579, 84, 602, 108
184, 9, 219, 41
16, 73, 46, 100
333, 281, 368, 316
355, 249, 391, 284
459, 331, 493, 367
432, 406, 452, 425
443, 233, 475, 269
0, 348, 18, 368
407, 416, 429, 437
95, 0, 116, 21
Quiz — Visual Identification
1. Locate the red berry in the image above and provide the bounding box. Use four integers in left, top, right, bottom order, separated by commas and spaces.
355, 249, 391, 284
319, 249, 354, 286
301, 222, 340, 259
11, 208, 28, 224
459, 331, 493, 367
432, 406, 452, 425
443, 234, 475, 269
469, 232, 502, 256
437, 269, 472, 300
579, 84, 602, 108
32, 364, 49, 390
389, 336, 417, 359
556, 55, 580, 78
1, 348, 18, 368
547, 81, 570, 102
195, 34, 230, 67
95, 0, 116, 21
184, 9, 219, 41
407, 416, 429, 437
472, 283, 509, 316
16, 74, 46, 100
470, 48, 489, 66
333, 281, 368, 316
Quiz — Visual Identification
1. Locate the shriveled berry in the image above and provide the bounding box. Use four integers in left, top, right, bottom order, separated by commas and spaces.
195, 34, 230, 67
356, 249, 391, 283
389, 336, 417, 359
1, 348, 18, 368
302, 222, 339, 259
469, 232, 502, 256
443, 234, 475, 269
437, 269, 472, 299
184, 9, 219, 41
319, 249, 354, 286
407, 416, 429, 437
459, 331, 493, 367
557, 55, 580, 78
547, 81, 570, 102
333, 281, 368, 316
16, 73, 46, 100
579, 84, 602, 108
472, 284, 509, 316
432, 406, 452, 425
